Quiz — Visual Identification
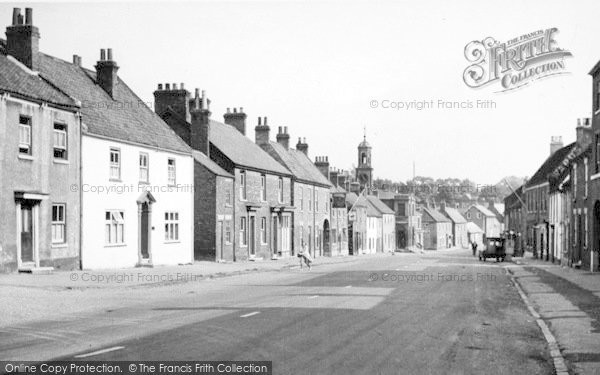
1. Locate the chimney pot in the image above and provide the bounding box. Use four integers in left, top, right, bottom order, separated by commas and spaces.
25, 8, 32, 25
165, 83, 171, 90
201, 90, 208, 110
73, 55, 78, 65
284, 126, 288, 134
173, 83, 178, 90
233, 108, 237, 113
578, 118, 581, 126
107, 48, 113, 61
227, 107, 231, 113
12, 8, 20, 25
100, 49, 106, 61
278, 126, 282, 134
157, 83, 163, 90
180, 83, 185, 90
240, 107, 244, 113
264, 116, 268, 126
258, 117, 262, 126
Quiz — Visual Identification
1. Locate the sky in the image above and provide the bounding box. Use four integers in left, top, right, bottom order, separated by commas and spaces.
2, 0, 599, 184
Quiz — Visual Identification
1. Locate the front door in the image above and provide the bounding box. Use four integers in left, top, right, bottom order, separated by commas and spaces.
140, 203, 150, 259
20, 203, 34, 263
272, 216, 278, 255
216, 221, 224, 260
249, 216, 256, 256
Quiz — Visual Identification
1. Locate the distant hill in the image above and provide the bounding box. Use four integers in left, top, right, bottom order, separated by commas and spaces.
494, 176, 527, 199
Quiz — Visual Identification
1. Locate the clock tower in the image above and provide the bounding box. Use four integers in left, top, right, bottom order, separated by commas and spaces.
356, 131, 373, 193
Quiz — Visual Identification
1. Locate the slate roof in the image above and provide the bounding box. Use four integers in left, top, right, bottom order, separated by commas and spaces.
377, 191, 397, 200
526, 142, 576, 188
192, 151, 233, 178
364, 198, 382, 217
442, 207, 467, 224
466, 222, 484, 233
422, 208, 451, 222
346, 192, 367, 208
0, 51, 78, 109
37, 53, 191, 154
209, 121, 291, 175
260, 142, 332, 187
470, 204, 496, 217
367, 196, 395, 215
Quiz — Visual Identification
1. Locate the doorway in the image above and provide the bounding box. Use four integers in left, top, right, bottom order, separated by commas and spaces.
140, 203, 150, 260
137, 191, 156, 266
323, 219, 330, 256
249, 216, 256, 256
217, 220, 224, 261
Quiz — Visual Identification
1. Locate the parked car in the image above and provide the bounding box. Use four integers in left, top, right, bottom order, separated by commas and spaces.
479, 237, 506, 262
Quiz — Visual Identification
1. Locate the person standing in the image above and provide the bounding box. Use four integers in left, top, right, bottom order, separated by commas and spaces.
471, 241, 478, 257
298, 242, 313, 270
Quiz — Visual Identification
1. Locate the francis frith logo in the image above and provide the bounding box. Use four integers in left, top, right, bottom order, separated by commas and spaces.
463, 28, 572, 92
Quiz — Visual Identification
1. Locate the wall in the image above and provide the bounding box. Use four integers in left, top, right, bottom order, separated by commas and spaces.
80, 135, 194, 269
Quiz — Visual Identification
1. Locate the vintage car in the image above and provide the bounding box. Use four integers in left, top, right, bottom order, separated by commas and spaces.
478, 237, 506, 262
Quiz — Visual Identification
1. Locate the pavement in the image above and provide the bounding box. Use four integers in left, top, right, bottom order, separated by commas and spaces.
508, 254, 600, 375
0, 248, 554, 374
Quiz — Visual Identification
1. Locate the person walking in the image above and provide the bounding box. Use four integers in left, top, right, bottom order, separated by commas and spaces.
471, 241, 478, 257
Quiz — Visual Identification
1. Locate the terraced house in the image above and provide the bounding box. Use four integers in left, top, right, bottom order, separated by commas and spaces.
157, 90, 294, 261
39, 45, 195, 268
0, 8, 81, 272
257, 127, 332, 257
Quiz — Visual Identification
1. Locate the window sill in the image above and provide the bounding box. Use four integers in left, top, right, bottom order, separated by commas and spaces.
51, 243, 68, 248
53, 159, 69, 165
164, 240, 180, 244
109, 178, 122, 183
18, 154, 34, 161
138, 181, 150, 185
104, 243, 126, 248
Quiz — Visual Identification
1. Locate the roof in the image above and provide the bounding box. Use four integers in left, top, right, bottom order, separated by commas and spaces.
332, 185, 347, 193
192, 151, 233, 178
346, 192, 367, 208
377, 191, 397, 200
260, 142, 331, 186
38, 53, 191, 154
364, 198, 382, 217
466, 222, 484, 233
366, 196, 395, 215
422, 208, 451, 222
209, 120, 291, 175
526, 142, 577, 188
0, 52, 79, 109
442, 207, 467, 224
469, 204, 496, 217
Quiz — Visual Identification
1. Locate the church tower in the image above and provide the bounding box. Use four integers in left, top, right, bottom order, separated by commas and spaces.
356, 129, 373, 193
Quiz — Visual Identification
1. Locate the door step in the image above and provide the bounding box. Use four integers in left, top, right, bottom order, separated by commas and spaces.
18, 266, 54, 274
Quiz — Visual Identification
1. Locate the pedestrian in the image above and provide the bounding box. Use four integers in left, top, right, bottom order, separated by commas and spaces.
471, 241, 478, 257
298, 242, 313, 270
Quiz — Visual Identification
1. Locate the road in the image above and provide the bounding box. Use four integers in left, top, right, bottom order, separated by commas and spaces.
1, 249, 553, 374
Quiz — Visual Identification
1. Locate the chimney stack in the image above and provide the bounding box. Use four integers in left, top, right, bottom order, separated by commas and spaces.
6, 7, 40, 70
350, 181, 361, 194
296, 137, 308, 155
329, 168, 339, 187
338, 170, 348, 191
549, 136, 564, 156
255, 116, 271, 145
315, 156, 330, 180
95, 48, 119, 98
72, 54, 82, 67
576, 118, 593, 148
153, 82, 191, 122
223, 107, 247, 135
276, 125, 290, 150
190, 89, 211, 155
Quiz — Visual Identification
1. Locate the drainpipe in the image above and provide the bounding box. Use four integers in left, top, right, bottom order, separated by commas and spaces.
78, 112, 83, 270
232, 175, 236, 262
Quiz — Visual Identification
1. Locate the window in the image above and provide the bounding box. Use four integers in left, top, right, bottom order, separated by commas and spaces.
397, 203, 406, 216
225, 221, 232, 244
315, 190, 319, 212
51, 204, 66, 244
53, 123, 67, 159
596, 81, 600, 111
261, 174, 267, 201
308, 189, 312, 212
300, 188, 304, 211
466, 212, 471, 219
596, 134, 600, 174
278, 177, 284, 203
584, 157, 589, 198
584, 208, 589, 248
168, 158, 176, 185
261, 217, 267, 244
476, 212, 481, 219
240, 171, 247, 200
139, 153, 149, 183
19, 115, 31, 155
165, 212, 179, 241
109, 148, 121, 180
225, 189, 232, 206
105, 211, 124, 245
240, 217, 247, 246
332, 228, 337, 243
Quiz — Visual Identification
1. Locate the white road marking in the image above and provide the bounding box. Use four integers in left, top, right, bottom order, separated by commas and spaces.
308, 295, 319, 299
74, 346, 125, 358
344, 285, 352, 288
240, 311, 261, 318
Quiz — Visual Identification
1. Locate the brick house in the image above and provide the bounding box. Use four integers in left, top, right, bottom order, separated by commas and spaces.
421, 208, 452, 250
156, 90, 294, 261
585, 59, 600, 272
524, 141, 576, 260
256, 127, 332, 257
464, 205, 501, 241
315, 159, 349, 257
0, 8, 81, 272
439, 202, 468, 248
